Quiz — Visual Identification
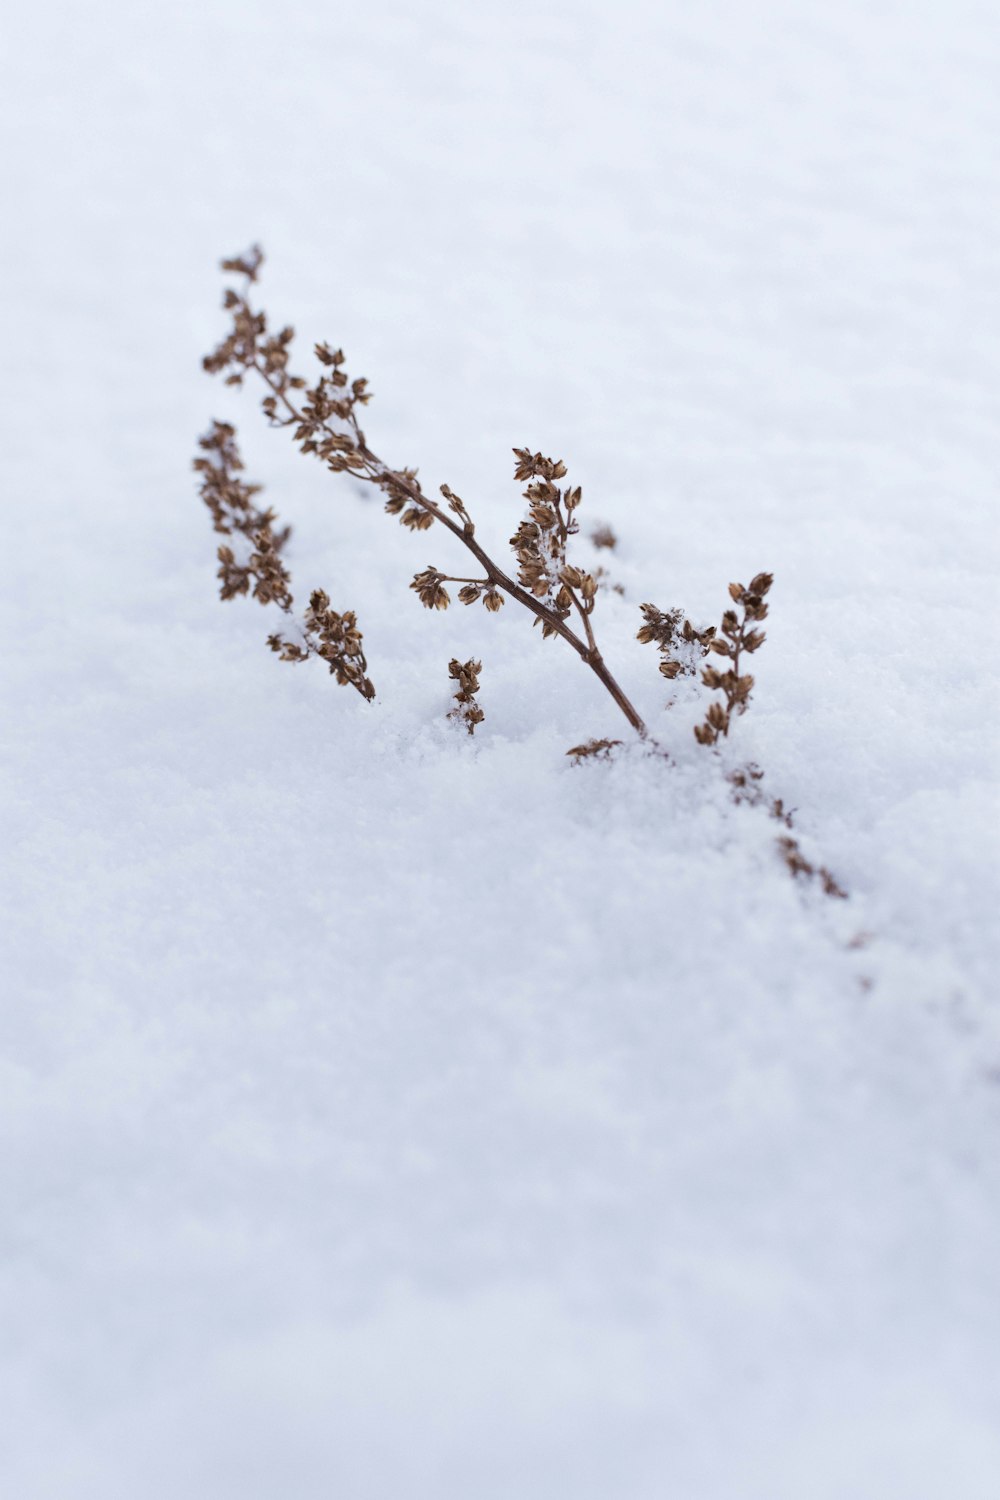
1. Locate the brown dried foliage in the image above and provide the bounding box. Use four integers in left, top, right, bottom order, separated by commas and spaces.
197, 247, 780, 745
200, 247, 645, 735
447, 658, 485, 735
194, 249, 849, 898
694, 574, 773, 745
194, 420, 373, 701
637, 603, 717, 683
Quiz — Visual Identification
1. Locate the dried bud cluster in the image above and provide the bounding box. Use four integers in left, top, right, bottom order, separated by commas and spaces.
195, 421, 292, 608
456, 579, 504, 612
694, 574, 773, 745
410, 567, 451, 610
204, 248, 391, 507
637, 603, 716, 681
193, 421, 374, 701
268, 590, 374, 700
507, 448, 596, 640
447, 658, 485, 735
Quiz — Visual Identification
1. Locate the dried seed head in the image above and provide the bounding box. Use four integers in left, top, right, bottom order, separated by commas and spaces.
694, 573, 773, 746
638, 601, 714, 686
220, 245, 263, 282
447, 658, 485, 735
411, 568, 450, 610
401, 507, 435, 531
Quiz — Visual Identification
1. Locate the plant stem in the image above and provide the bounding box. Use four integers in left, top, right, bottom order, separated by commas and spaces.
244, 314, 648, 738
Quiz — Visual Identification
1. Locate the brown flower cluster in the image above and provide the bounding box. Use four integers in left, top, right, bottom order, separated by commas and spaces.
636, 603, 716, 682
507, 449, 596, 641
194, 421, 292, 608
193, 420, 374, 701
410, 567, 451, 611
447, 658, 485, 735
694, 574, 773, 745
268, 590, 374, 700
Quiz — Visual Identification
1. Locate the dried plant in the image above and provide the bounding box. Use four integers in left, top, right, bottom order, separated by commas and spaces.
195, 248, 844, 896
637, 603, 717, 683
267, 592, 373, 699
194, 420, 292, 607
694, 574, 773, 745
447, 658, 485, 735
194, 418, 374, 699
199, 247, 648, 735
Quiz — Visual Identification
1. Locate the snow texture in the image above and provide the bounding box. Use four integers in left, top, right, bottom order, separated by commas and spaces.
2, 1, 999, 1495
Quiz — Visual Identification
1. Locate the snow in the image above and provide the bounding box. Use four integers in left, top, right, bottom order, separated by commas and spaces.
2, 0, 999, 1494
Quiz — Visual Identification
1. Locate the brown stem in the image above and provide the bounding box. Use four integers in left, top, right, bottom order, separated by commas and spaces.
569, 590, 598, 655
722, 603, 750, 738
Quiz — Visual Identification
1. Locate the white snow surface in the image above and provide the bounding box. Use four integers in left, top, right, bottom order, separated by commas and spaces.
3, 1, 1000, 1495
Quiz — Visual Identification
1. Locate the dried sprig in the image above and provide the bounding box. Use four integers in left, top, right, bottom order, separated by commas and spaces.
268, 591, 374, 699
192, 248, 853, 901
193, 421, 374, 701
637, 603, 716, 683
198, 249, 786, 745
201, 249, 647, 735
447, 658, 485, 735
694, 574, 773, 745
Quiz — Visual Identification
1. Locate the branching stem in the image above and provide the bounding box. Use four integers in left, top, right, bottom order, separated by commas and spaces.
239, 306, 648, 736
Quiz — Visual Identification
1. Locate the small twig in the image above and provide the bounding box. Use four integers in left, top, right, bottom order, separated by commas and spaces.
695, 575, 773, 745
